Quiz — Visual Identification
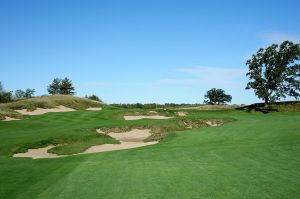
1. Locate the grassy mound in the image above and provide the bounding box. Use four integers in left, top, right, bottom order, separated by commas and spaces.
0, 95, 102, 120
238, 101, 300, 113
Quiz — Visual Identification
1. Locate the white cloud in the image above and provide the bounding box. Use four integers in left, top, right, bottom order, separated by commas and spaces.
173, 66, 247, 87
261, 32, 300, 44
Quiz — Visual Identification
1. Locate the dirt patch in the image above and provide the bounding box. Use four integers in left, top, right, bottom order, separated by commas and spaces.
15, 105, 75, 115
86, 107, 102, 111
2, 116, 21, 121
124, 115, 173, 120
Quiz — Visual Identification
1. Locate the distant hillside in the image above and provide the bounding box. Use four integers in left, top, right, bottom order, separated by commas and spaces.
238, 101, 300, 113
0, 95, 102, 120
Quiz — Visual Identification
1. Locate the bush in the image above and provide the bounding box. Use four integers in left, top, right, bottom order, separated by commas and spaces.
0, 91, 13, 103
85, 94, 102, 102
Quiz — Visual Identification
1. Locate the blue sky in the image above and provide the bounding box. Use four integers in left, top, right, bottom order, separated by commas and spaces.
1, 0, 300, 104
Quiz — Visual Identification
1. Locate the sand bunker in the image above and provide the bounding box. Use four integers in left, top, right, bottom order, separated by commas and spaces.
205, 120, 222, 127
86, 107, 102, 111
13, 129, 157, 159
124, 115, 173, 120
15, 105, 75, 115
1, 116, 21, 121
86, 129, 158, 153
13, 145, 64, 159
177, 111, 188, 116
85, 141, 156, 153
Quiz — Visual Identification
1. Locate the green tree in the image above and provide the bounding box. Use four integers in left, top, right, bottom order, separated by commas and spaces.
47, 78, 62, 95
246, 40, 300, 104
0, 81, 3, 93
60, 78, 75, 95
24, 89, 35, 98
47, 77, 75, 95
14, 89, 26, 99
85, 94, 102, 102
204, 88, 232, 104
0, 82, 12, 103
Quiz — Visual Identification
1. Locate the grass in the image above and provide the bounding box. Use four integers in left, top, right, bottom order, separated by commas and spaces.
0, 95, 102, 119
0, 106, 299, 198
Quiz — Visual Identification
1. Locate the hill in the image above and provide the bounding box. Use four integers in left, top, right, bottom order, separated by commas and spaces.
0, 95, 102, 120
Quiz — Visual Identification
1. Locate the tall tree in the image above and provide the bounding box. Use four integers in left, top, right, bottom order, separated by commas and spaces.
204, 88, 232, 104
60, 78, 75, 95
24, 89, 35, 98
0, 81, 3, 93
246, 40, 300, 104
0, 82, 12, 103
14, 89, 26, 99
47, 78, 62, 95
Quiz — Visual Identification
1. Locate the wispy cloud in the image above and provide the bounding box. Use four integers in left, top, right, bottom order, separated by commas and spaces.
176, 66, 246, 77
261, 32, 300, 44
155, 66, 247, 88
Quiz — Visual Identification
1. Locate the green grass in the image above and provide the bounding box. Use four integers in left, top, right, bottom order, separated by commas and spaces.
0, 107, 299, 198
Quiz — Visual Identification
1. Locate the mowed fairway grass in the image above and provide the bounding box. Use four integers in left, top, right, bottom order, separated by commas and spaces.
0, 108, 299, 198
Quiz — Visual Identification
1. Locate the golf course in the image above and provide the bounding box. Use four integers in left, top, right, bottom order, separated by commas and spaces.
1, 1, 300, 198
0, 95, 299, 198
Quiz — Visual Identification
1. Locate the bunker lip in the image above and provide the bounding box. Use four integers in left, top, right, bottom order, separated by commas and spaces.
13, 129, 157, 159
1, 116, 21, 121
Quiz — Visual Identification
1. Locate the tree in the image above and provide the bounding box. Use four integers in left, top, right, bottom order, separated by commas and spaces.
0, 82, 3, 93
14, 89, 26, 99
60, 78, 75, 95
47, 77, 75, 95
24, 89, 35, 98
85, 94, 102, 102
204, 88, 232, 104
246, 40, 300, 104
0, 82, 12, 103
47, 78, 62, 95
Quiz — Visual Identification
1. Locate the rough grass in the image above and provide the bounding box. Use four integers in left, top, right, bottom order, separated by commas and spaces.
6, 95, 102, 110
0, 95, 102, 120
239, 101, 300, 113
0, 105, 23, 120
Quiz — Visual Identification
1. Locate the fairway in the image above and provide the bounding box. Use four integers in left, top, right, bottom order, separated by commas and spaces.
0, 108, 299, 198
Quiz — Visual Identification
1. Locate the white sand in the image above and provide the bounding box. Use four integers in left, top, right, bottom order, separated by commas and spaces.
85, 141, 157, 153
205, 121, 221, 127
15, 105, 75, 115
124, 115, 173, 120
87, 129, 158, 153
2, 116, 21, 121
13, 145, 64, 159
86, 107, 102, 111
13, 129, 157, 159
177, 112, 188, 116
